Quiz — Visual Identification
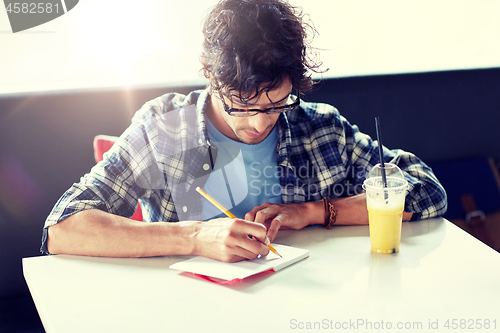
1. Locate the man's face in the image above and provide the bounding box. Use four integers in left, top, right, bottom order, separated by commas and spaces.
212, 80, 293, 145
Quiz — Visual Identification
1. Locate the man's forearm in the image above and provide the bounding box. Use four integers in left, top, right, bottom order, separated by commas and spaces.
331, 194, 369, 225
47, 209, 196, 257
319, 194, 413, 226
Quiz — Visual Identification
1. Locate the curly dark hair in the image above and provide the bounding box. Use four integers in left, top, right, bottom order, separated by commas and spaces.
202, 0, 322, 102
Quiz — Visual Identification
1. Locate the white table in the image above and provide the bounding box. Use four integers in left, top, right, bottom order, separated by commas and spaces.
24, 218, 500, 333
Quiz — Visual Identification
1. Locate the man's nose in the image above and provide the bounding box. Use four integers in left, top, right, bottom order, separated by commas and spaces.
247, 112, 271, 132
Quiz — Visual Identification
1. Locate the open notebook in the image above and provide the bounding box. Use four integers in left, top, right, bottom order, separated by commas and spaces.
169, 244, 309, 282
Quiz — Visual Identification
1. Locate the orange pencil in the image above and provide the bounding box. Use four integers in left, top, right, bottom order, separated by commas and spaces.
196, 187, 282, 258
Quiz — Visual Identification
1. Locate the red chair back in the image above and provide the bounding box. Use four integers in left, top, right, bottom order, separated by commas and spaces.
93, 135, 143, 221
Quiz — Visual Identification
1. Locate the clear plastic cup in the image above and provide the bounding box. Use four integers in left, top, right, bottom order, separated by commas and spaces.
363, 163, 408, 254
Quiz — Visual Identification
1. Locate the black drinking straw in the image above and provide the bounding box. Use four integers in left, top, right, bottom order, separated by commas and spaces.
375, 117, 388, 188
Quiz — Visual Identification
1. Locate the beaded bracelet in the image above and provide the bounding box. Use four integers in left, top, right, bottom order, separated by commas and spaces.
322, 197, 338, 229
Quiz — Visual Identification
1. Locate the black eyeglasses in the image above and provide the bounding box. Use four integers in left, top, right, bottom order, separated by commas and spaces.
217, 91, 300, 117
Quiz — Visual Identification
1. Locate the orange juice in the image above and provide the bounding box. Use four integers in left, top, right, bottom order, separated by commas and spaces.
368, 205, 404, 254
364, 164, 408, 254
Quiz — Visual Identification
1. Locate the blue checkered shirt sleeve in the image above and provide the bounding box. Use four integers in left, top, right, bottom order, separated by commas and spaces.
294, 101, 447, 220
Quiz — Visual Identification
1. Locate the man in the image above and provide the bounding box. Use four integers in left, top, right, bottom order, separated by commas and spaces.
42, 0, 447, 262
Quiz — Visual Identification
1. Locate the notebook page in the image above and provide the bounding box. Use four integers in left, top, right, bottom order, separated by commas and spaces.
169, 244, 309, 281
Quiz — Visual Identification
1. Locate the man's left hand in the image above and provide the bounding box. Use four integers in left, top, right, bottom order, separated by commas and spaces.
244, 201, 324, 242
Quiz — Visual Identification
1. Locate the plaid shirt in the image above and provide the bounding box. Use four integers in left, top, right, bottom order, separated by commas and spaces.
41, 88, 447, 254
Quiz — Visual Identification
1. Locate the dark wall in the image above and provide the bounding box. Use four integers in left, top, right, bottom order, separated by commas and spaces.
0, 68, 499, 300
304, 68, 500, 163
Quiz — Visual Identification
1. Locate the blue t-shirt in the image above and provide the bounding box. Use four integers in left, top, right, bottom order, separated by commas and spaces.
201, 117, 283, 220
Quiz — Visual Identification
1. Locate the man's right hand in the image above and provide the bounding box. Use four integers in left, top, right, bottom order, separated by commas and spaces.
191, 218, 270, 263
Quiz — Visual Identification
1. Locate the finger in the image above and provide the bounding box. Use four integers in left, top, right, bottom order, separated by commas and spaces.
247, 234, 270, 256
216, 231, 264, 261
245, 202, 272, 222
232, 219, 268, 244
232, 247, 260, 261
223, 219, 271, 260
222, 254, 248, 263
258, 242, 270, 257
253, 206, 279, 225
262, 220, 272, 232
244, 210, 256, 222
233, 237, 269, 260
266, 218, 282, 243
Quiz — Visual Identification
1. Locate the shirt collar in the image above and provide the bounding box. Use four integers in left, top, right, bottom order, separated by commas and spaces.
276, 111, 295, 169
195, 88, 212, 146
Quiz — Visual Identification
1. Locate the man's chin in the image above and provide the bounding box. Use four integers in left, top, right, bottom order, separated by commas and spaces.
238, 130, 268, 145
